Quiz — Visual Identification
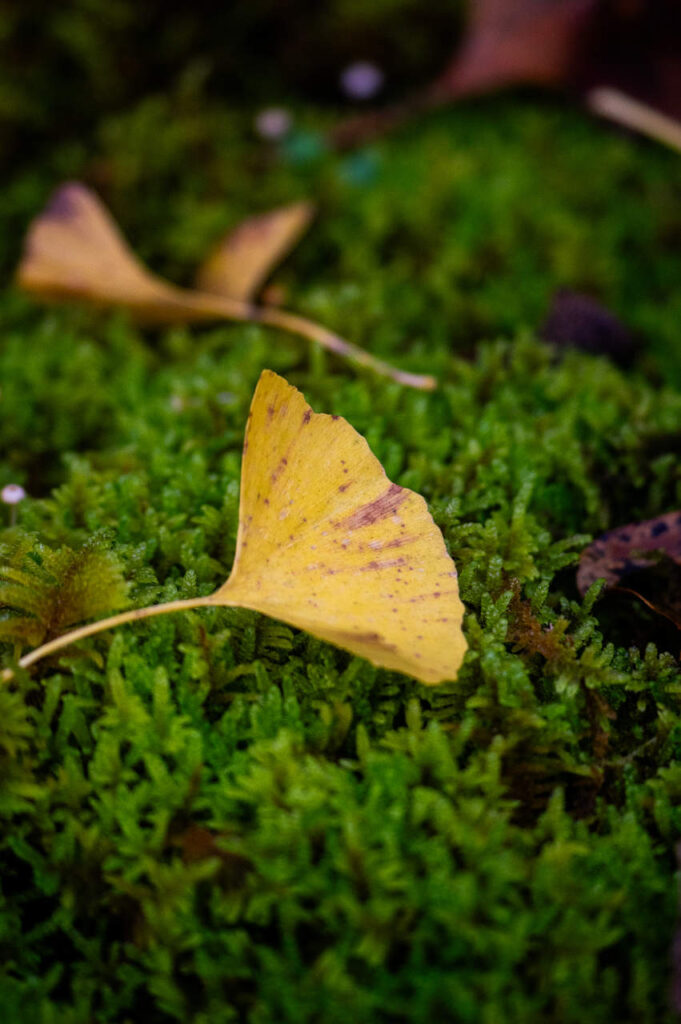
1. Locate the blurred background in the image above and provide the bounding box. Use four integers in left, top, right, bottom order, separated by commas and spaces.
3, 0, 681, 167
0, 0, 463, 162
2, 0, 681, 381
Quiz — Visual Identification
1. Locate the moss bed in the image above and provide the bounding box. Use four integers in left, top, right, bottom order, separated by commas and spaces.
3, 86, 681, 1022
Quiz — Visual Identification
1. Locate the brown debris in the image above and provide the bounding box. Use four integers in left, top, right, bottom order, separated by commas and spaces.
541, 290, 637, 365
577, 512, 681, 595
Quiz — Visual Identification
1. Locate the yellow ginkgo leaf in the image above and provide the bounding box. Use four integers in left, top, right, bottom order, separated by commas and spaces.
210, 370, 467, 681
3, 372, 466, 685
196, 201, 315, 302
17, 182, 435, 391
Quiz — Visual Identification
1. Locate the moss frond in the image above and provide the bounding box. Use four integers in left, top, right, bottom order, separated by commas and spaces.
0, 531, 129, 653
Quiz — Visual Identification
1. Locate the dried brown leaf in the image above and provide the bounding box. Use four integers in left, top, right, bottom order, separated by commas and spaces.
577, 511, 681, 595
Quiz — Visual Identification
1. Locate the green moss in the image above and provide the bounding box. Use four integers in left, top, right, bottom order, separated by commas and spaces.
3, 87, 681, 1021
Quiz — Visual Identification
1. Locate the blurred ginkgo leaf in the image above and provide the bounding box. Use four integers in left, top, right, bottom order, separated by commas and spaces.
16, 183, 434, 390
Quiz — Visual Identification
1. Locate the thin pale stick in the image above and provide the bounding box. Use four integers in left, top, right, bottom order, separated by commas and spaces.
588, 87, 681, 155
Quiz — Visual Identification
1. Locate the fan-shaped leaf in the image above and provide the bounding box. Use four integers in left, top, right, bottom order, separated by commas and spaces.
208, 371, 466, 683
16, 183, 435, 390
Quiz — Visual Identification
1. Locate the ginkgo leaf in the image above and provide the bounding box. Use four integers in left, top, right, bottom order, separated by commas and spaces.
208, 370, 467, 682
17, 182, 435, 391
3, 372, 466, 685
196, 201, 315, 301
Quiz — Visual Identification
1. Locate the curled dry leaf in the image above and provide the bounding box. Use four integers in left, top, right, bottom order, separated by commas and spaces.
195, 201, 315, 302
16, 182, 435, 391
577, 511, 681, 634
576, 511, 681, 595
433, 0, 595, 101
5, 372, 466, 685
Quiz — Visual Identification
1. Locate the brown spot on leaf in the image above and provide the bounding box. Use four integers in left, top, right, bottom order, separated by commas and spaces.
270, 455, 290, 486
408, 589, 458, 603
360, 557, 406, 572
333, 630, 398, 652
338, 483, 407, 531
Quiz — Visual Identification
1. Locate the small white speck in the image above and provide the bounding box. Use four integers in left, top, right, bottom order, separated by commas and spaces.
2, 484, 26, 505
340, 62, 384, 100
255, 107, 293, 140
170, 395, 185, 412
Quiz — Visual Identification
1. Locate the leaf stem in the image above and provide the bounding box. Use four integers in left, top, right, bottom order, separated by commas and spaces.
180, 291, 437, 391
255, 306, 437, 391
1, 596, 214, 682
